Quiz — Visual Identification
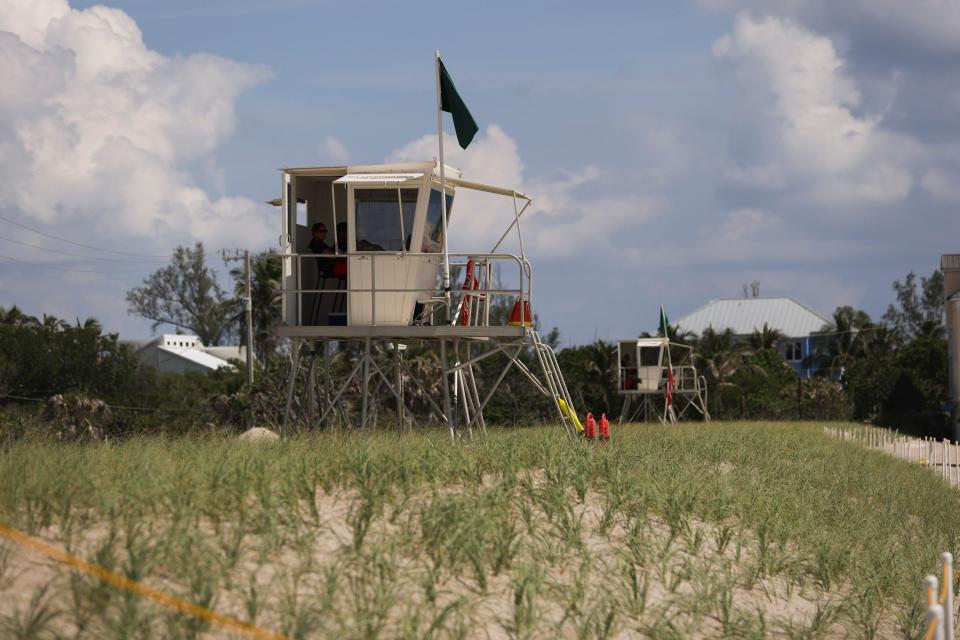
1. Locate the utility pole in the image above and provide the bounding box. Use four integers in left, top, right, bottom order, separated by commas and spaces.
223, 249, 255, 386
244, 249, 254, 386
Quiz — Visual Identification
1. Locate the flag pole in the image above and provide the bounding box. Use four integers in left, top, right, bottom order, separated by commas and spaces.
435, 49, 452, 323
435, 49, 456, 444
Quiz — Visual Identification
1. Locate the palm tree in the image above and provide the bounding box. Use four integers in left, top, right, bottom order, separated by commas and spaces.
0, 305, 39, 327
582, 340, 619, 414
695, 327, 747, 419
665, 323, 697, 346
748, 322, 783, 351
808, 307, 871, 376
75, 317, 102, 332
40, 314, 68, 331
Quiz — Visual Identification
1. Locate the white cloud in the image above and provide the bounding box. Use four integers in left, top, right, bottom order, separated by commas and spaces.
387, 125, 658, 259
700, 0, 960, 55
321, 136, 350, 164
714, 12, 915, 211
722, 163, 785, 191
0, 0, 272, 250
718, 208, 774, 240
921, 167, 960, 202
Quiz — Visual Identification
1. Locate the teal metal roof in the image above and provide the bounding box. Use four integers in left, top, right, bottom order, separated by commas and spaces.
674, 297, 833, 338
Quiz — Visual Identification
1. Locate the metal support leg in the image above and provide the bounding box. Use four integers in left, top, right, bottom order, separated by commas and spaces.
322, 341, 331, 429
395, 343, 404, 434
361, 338, 371, 428
440, 338, 455, 444
304, 348, 318, 427
282, 338, 301, 437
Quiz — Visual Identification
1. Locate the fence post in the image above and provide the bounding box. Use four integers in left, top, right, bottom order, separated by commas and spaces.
927, 602, 945, 640
928, 575, 940, 607
942, 553, 954, 640
943, 439, 948, 480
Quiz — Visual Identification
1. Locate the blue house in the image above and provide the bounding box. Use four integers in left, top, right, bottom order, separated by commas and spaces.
674, 297, 834, 378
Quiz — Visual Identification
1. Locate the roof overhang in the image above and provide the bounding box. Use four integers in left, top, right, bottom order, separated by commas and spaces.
635, 337, 668, 348
333, 173, 423, 185
273, 161, 529, 202
446, 176, 530, 200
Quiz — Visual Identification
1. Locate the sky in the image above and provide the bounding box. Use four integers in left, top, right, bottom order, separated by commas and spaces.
0, 0, 958, 345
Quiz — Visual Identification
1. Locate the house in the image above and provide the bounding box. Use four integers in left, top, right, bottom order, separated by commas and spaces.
125, 335, 250, 375
673, 297, 834, 378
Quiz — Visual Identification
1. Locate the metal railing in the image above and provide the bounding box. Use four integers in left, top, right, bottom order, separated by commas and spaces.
618, 365, 701, 393
273, 251, 532, 327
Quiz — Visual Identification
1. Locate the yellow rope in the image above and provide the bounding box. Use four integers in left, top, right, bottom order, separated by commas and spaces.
924, 617, 938, 640
0, 522, 286, 640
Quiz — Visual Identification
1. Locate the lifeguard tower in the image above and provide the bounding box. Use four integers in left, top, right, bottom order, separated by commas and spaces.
272, 160, 580, 441
617, 337, 710, 423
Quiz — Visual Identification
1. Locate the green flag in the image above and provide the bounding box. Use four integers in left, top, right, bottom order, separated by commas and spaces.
658, 305, 669, 337
439, 59, 479, 149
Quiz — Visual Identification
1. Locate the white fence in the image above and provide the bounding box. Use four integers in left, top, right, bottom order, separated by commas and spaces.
824, 426, 960, 487
825, 426, 957, 637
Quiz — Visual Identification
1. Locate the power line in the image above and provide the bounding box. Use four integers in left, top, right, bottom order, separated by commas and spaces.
0, 213, 171, 258
0, 254, 152, 274
0, 235, 168, 263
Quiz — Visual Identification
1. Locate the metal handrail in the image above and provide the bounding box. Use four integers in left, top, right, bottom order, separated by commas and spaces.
618, 364, 701, 392
273, 251, 532, 327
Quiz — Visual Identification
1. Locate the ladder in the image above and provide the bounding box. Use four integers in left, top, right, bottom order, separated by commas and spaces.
530, 329, 582, 438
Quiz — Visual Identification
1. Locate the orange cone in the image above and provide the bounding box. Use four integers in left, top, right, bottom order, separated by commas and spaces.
507, 296, 532, 327
600, 413, 610, 443
584, 412, 596, 440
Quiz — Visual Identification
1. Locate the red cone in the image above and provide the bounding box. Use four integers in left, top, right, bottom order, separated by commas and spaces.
507, 296, 532, 327
584, 412, 596, 440
600, 413, 610, 443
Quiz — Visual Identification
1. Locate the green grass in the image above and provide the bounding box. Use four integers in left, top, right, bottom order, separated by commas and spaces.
0, 422, 957, 638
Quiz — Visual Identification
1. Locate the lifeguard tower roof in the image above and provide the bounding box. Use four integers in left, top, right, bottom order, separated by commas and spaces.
277, 161, 529, 199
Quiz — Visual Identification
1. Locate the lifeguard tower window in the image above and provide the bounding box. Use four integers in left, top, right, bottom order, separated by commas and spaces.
639, 346, 660, 367
422, 189, 454, 253
355, 189, 417, 252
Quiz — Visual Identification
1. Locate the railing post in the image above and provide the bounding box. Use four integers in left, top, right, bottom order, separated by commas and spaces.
371, 255, 376, 325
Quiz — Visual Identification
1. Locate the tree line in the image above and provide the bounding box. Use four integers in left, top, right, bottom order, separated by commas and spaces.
0, 243, 951, 438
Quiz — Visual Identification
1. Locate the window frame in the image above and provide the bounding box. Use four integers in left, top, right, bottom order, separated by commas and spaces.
783, 340, 803, 362
420, 184, 456, 254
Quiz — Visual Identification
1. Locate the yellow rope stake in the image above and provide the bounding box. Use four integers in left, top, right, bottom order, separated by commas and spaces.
0, 522, 287, 640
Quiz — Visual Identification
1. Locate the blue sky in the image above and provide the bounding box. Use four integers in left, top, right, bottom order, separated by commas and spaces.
2, 0, 957, 344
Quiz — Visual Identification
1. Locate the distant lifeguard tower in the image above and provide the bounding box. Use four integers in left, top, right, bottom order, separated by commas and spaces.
617, 337, 710, 423
272, 160, 580, 440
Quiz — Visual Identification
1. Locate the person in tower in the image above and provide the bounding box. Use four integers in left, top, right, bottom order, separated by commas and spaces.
309, 222, 335, 275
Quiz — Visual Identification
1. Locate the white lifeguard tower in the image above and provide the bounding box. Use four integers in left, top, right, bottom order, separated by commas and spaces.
273, 160, 580, 441
617, 337, 710, 423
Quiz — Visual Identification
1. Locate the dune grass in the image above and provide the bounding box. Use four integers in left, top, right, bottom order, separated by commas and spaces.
0, 421, 957, 638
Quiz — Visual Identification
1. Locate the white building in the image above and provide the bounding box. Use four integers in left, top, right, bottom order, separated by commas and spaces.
127, 335, 249, 375
674, 297, 833, 378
